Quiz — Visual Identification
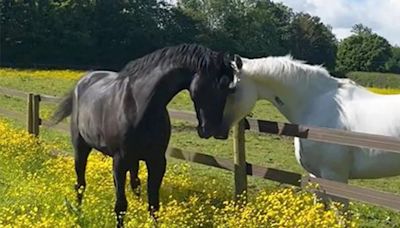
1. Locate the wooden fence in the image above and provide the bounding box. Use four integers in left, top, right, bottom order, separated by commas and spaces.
0, 86, 400, 211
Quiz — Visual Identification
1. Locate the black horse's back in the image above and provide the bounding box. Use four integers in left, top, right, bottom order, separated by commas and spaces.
51, 71, 118, 126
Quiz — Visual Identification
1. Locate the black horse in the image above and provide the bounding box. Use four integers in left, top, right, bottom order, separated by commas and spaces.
52, 44, 236, 227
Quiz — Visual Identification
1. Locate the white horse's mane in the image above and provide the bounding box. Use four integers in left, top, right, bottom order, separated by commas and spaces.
234, 54, 370, 98
240, 55, 335, 85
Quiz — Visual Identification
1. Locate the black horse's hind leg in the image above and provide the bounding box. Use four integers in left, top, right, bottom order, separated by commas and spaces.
129, 160, 141, 197
113, 155, 129, 228
145, 156, 166, 218
73, 134, 92, 205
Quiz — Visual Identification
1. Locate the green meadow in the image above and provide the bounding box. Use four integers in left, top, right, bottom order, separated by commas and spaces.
0, 68, 399, 227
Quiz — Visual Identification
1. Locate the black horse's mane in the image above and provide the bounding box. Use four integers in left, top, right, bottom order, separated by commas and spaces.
118, 43, 220, 78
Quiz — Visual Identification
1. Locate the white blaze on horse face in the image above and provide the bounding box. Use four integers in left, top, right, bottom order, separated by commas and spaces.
228, 74, 239, 89
223, 74, 258, 127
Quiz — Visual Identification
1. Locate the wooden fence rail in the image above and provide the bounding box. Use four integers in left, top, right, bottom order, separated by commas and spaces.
2, 85, 399, 154
246, 119, 400, 154
0, 86, 400, 211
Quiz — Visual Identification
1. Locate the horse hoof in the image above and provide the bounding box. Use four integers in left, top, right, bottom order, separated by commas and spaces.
117, 220, 124, 228
77, 193, 83, 206
150, 214, 158, 226
74, 184, 85, 205
116, 211, 126, 228
151, 215, 158, 227
149, 208, 158, 223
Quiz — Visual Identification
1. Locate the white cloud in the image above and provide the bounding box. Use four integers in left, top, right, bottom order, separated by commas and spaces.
272, 0, 400, 46
332, 28, 353, 41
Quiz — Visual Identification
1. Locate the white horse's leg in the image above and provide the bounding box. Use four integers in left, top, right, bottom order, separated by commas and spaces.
296, 140, 352, 209
318, 168, 350, 210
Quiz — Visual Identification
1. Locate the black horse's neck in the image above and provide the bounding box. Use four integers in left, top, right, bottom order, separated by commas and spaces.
146, 67, 194, 108
118, 44, 217, 116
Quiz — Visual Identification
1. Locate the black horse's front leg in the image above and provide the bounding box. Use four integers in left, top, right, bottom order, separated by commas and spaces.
113, 156, 128, 228
146, 156, 166, 218
129, 160, 141, 197
145, 156, 166, 218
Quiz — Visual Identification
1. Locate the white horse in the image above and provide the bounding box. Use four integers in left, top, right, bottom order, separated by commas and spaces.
218, 55, 400, 184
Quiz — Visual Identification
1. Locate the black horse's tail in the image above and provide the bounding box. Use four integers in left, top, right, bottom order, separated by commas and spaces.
51, 89, 74, 125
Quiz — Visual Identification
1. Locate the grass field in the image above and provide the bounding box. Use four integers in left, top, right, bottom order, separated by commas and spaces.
0, 68, 399, 227
347, 71, 400, 89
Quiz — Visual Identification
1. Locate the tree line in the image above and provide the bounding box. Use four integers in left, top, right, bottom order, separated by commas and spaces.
1, 0, 399, 74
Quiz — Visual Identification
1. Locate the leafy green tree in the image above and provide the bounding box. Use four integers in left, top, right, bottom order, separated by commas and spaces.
231, 0, 292, 57
1, 0, 41, 63
385, 46, 400, 73
177, 0, 245, 52
154, 2, 200, 47
336, 24, 392, 72
179, 0, 337, 68
46, 0, 95, 65
178, 0, 291, 57
351, 23, 372, 35
287, 13, 337, 70
1, 0, 200, 68
1, 0, 96, 66
90, 0, 166, 67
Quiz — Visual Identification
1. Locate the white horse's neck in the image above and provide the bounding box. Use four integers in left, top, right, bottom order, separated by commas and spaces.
224, 56, 400, 183
241, 56, 340, 123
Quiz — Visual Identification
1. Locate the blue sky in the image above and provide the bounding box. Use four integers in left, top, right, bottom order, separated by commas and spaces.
272, 0, 400, 45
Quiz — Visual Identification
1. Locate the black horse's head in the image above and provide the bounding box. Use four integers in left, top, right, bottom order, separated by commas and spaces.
189, 52, 237, 139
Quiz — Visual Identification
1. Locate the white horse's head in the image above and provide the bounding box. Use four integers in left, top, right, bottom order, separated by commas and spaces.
214, 54, 343, 139
215, 55, 259, 139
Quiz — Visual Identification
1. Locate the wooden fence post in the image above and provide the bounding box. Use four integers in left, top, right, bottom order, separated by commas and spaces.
26, 93, 34, 134
233, 119, 247, 201
32, 94, 41, 136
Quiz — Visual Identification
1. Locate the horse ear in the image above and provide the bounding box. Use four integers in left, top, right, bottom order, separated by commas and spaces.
234, 54, 243, 70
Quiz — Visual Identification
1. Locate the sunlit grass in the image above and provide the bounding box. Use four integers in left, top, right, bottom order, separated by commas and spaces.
0, 68, 83, 80
0, 119, 358, 227
1, 68, 400, 226
368, 87, 400, 94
